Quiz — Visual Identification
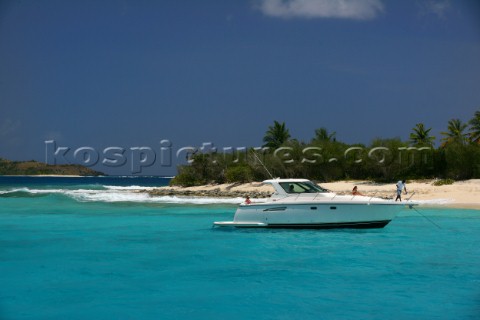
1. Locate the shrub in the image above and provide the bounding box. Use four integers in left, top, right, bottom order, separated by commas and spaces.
432, 179, 454, 186
225, 165, 253, 183
170, 166, 200, 187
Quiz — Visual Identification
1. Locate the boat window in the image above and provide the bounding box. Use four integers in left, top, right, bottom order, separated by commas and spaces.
279, 182, 327, 194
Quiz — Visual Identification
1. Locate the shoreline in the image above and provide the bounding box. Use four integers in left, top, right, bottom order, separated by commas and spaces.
147, 182, 273, 199
147, 179, 480, 210
1, 175, 85, 177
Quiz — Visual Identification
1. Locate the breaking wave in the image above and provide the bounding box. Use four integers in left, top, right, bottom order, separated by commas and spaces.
0, 186, 244, 204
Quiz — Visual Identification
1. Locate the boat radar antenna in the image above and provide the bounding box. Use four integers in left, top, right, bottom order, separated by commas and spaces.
252, 150, 275, 180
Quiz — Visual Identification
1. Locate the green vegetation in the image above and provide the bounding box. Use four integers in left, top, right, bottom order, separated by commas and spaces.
225, 165, 254, 183
0, 158, 104, 176
440, 118, 469, 147
312, 127, 336, 143
262, 120, 291, 149
468, 111, 480, 144
409, 123, 435, 147
170, 110, 480, 186
432, 179, 455, 186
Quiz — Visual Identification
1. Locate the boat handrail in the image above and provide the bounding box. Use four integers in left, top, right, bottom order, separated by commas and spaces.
277, 193, 328, 201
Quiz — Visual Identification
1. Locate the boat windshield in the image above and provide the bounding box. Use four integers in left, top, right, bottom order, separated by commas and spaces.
279, 181, 328, 194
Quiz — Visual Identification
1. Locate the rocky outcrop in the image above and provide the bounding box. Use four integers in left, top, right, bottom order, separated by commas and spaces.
147, 188, 272, 199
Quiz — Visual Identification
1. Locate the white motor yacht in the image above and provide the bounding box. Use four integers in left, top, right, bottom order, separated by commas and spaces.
214, 179, 416, 229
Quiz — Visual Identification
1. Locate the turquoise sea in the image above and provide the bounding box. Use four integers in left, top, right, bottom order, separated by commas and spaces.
1, 176, 479, 320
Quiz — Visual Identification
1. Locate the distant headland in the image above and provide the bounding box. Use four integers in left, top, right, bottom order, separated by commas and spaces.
0, 158, 104, 176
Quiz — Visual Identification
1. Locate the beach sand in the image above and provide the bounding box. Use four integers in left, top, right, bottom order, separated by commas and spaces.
150, 179, 480, 210
322, 179, 480, 209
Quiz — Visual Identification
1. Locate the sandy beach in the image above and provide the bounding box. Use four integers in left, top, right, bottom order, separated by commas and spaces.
149, 179, 480, 210
322, 180, 480, 209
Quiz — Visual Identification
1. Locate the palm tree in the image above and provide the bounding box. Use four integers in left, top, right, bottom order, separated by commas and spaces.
313, 127, 336, 142
468, 110, 480, 144
440, 118, 469, 147
409, 123, 435, 147
262, 121, 291, 149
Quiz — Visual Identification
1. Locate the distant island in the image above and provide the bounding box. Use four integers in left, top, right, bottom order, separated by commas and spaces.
0, 158, 104, 176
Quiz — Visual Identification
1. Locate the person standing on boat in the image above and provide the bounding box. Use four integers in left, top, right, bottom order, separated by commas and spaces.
395, 180, 407, 201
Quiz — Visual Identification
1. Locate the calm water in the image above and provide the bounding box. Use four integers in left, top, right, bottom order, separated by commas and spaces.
1, 177, 479, 319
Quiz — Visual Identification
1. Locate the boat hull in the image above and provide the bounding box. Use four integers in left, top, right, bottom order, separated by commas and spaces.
213, 220, 390, 229
214, 201, 410, 229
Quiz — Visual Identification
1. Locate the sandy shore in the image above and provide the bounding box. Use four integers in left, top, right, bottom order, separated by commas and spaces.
148, 179, 480, 210
321, 180, 480, 209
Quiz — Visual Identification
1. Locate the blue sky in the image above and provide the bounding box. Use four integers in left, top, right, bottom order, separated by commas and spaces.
1, 0, 479, 175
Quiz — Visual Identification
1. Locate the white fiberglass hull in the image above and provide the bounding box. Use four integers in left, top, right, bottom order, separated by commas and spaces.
214, 199, 413, 229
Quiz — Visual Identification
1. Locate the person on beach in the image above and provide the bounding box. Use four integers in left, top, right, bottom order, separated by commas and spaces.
352, 186, 363, 196
245, 195, 251, 205
395, 180, 407, 201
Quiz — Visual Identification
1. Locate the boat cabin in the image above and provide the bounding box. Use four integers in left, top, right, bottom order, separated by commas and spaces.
263, 179, 329, 197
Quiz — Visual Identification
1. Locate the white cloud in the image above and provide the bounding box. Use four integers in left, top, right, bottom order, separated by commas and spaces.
255, 0, 384, 20
422, 0, 450, 18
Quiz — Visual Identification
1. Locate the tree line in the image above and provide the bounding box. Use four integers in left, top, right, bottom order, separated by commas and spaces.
171, 110, 480, 186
